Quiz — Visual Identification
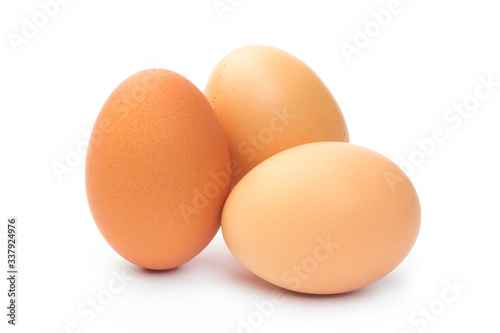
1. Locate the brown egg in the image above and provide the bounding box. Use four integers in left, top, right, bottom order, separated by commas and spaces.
222, 142, 421, 294
205, 45, 349, 185
85, 69, 231, 270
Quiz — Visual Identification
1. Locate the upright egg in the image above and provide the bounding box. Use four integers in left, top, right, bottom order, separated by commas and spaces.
85, 69, 231, 270
222, 142, 421, 294
205, 45, 349, 184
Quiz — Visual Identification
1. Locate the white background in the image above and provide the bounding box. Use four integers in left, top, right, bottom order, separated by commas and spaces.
1, 0, 499, 332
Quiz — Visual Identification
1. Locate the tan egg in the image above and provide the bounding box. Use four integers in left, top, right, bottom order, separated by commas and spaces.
205, 45, 349, 185
85, 69, 231, 270
221, 142, 421, 294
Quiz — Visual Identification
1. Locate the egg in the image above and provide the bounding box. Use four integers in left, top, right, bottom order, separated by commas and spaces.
221, 142, 421, 294
205, 45, 349, 185
85, 69, 231, 270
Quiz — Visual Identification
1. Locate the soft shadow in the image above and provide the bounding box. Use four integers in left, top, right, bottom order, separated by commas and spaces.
227, 261, 407, 301
126, 262, 183, 278
139, 266, 180, 274
230, 265, 279, 293
286, 269, 409, 301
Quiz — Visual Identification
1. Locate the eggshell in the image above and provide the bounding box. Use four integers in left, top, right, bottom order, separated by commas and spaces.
205, 45, 349, 185
85, 69, 231, 270
221, 142, 421, 294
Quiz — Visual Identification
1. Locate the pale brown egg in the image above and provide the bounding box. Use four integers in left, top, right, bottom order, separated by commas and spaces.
205, 45, 349, 185
221, 142, 421, 294
86, 69, 231, 270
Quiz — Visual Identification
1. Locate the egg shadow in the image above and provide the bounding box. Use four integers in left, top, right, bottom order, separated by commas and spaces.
226, 261, 407, 302
230, 264, 279, 293
126, 262, 183, 279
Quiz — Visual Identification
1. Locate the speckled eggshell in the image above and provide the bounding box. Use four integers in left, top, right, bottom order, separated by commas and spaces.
221, 142, 421, 294
205, 45, 349, 185
86, 69, 231, 270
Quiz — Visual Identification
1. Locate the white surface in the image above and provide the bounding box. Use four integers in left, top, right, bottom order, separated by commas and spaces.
1, 0, 499, 332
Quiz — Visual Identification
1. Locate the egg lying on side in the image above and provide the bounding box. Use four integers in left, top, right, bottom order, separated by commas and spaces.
86, 69, 231, 270
205, 45, 349, 185
222, 142, 421, 294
